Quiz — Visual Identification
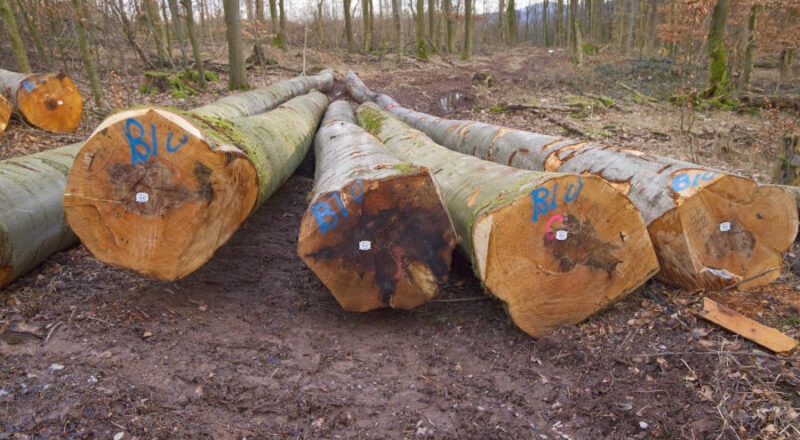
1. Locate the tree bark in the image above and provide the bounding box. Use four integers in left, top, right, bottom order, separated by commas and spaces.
543, 0, 550, 46
498, 0, 506, 43
415, 0, 427, 59
392, 0, 403, 62
182, 0, 207, 90
343, 0, 355, 50
269, 0, 279, 40
0, 94, 11, 133
443, 0, 454, 53
569, 0, 582, 64
168, 0, 189, 68
362, 0, 372, 53
740, 4, 759, 92
0, 69, 83, 133
461, 0, 473, 60
71, 0, 104, 111
356, 100, 658, 338
63, 91, 329, 281
428, 0, 437, 51
345, 73, 798, 290
706, 0, 730, 97
0, 0, 31, 73
256, 0, 265, 23
144, 0, 172, 67
224, 0, 249, 90
298, 101, 457, 311
13, 0, 51, 69
0, 143, 82, 289
507, 0, 516, 44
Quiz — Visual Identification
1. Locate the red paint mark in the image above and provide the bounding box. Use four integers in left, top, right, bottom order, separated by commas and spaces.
544, 214, 565, 240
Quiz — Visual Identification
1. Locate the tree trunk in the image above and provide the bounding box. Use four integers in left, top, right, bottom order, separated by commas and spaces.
0, 69, 83, 132
168, 0, 189, 68
13, 0, 51, 69
63, 91, 329, 281
344, 0, 354, 50
0, 0, 31, 73
355, 100, 658, 338
543, 0, 550, 46
706, 0, 730, 97
192, 69, 332, 119
112, 0, 154, 69
556, 0, 564, 46
182, 0, 207, 90
256, 0, 265, 23
443, 0, 454, 53
428, 0, 437, 51
570, 0, 582, 64
0, 143, 82, 289
298, 101, 457, 311
507, 0, 516, 44
224, 0, 249, 90
739, 4, 759, 92
499, 0, 506, 43
71, 0, 103, 111
362, 0, 372, 53
269, 0, 278, 40
0, 94, 11, 133
392, 0, 403, 61
345, 73, 798, 290
461, 0, 473, 60
144, 0, 172, 67
415, 0, 427, 59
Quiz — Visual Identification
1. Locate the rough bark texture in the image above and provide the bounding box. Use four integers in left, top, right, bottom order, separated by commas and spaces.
0, 143, 82, 289
356, 102, 658, 338
740, 4, 759, 92
0, 94, 10, 133
182, 0, 207, 90
192, 69, 332, 119
346, 72, 798, 290
462, 0, 473, 60
72, 0, 103, 109
706, 0, 730, 97
298, 101, 457, 311
63, 91, 328, 280
224, 0, 249, 89
0, 0, 31, 73
0, 69, 83, 133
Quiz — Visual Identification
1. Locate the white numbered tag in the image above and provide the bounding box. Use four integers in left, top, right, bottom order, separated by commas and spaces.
555, 230, 568, 241
719, 222, 731, 232
135, 192, 149, 203
359, 240, 372, 251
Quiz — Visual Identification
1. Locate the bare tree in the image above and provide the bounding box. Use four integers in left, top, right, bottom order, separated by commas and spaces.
224, 0, 249, 89
0, 0, 31, 72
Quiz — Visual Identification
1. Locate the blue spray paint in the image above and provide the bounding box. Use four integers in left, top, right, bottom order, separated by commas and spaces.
125, 118, 189, 163
312, 179, 365, 233
531, 178, 583, 222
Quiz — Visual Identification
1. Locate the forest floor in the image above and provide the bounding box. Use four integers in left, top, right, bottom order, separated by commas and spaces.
2, 46, 800, 439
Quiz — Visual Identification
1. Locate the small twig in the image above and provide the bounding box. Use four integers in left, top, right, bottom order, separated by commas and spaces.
83, 315, 111, 325
44, 321, 63, 345
723, 266, 782, 291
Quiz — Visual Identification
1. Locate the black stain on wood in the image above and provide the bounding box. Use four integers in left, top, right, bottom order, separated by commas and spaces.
193, 161, 214, 203
544, 214, 622, 277
705, 222, 755, 258
109, 161, 201, 216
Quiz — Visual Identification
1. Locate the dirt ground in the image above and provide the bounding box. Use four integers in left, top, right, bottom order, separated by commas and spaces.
2, 47, 800, 439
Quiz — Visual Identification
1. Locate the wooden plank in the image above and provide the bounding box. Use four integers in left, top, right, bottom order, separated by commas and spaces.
699, 297, 798, 353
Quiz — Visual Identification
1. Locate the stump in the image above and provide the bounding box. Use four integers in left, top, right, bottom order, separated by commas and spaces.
346, 71, 798, 290
0, 69, 83, 132
357, 102, 659, 338
63, 91, 329, 280
298, 101, 457, 311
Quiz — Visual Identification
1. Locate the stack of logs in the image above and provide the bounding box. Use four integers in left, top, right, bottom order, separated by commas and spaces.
1, 69, 798, 343
0, 68, 83, 133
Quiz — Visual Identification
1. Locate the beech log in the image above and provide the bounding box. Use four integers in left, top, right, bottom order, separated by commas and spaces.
346, 71, 798, 290
357, 102, 659, 337
0, 143, 82, 289
298, 101, 457, 311
0, 94, 11, 133
63, 91, 329, 280
0, 69, 83, 132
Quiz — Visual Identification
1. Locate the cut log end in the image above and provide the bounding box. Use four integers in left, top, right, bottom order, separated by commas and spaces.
0, 94, 11, 133
474, 174, 659, 338
650, 175, 798, 290
63, 108, 259, 280
298, 172, 457, 311
16, 73, 83, 133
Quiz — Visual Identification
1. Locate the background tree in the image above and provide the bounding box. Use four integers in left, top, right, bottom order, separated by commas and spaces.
416, 0, 427, 59
0, 0, 31, 73
462, 0, 473, 60
224, 0, 249, 89
706, 0, 731, 97
71, 0, 103, 109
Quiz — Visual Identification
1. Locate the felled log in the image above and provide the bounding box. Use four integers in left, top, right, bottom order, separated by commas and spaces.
298, 101, 457, 311
346, 72, 798, 290
356, 102, 659, 338
63, 91, 329, 280
191, 69, 333, 119
0, 69, 83, 133
0, 94, 11, 133
1, 143, 82, 289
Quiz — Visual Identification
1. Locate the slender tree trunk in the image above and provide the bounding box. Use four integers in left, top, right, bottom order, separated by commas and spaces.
71, 0, 103, 110
362, 0, 372, 53
181, 0, 207, 90
591, 0, 601, 42
168, 0, 189, 68
570, 0, 582, 64
144, 0, 171, 66
499, 0, 506, 43
507, 0, 516, 44
0, 0, 31, 73
645, 0, 658, 52
161, 0, 172, 50
344, 0, 355, 50
392, 0, 403, 61
415, 0, 427, 59
461, 0, 473, 60
556, 0, 564, 46
298, 101, 457, 311
64, 90, 330, 280
256, 0, 265, 22
706, 0, 730, 97
428, 0, 437, 51
740, 3, 759, 92
355, 99, 658, 338
112, 0, 153, 68
443, 0, 454, 52
13, 0, 51, 68
269, 0, 278, 39
543, 0, 550, 46
224, 0, 249, 90
278, 0, 287, 48
346, 73, 799, 291
779, 48, 794, 83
